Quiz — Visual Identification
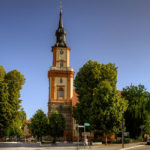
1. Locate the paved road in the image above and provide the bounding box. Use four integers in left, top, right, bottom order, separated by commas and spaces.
0, 144, 149, 150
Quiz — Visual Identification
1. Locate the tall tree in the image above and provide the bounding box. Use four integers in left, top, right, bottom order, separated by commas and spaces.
73, 60, 128, 143
122, 84, 150, 138
30, 109, 48, 142
5, 70, 25, 120
0, 66, 25, 137
90, 82, 127, 143
4, 108, 27, 137
48, 111, 66, 143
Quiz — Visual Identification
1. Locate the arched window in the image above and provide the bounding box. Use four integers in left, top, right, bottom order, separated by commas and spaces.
60, 61, 63, 68
60, 78, 63, 83
59, 88, 63, 98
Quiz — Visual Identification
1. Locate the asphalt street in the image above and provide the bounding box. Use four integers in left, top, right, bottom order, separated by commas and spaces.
0, 144, 149, 150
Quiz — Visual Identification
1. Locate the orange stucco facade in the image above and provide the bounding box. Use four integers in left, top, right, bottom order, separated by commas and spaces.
48, 45, 75, 140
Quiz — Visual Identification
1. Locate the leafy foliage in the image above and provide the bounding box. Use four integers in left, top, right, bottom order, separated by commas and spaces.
91, 83, 127, 135
0, 66, 6, 82
4, 108, 27, 137
73, 60, 128, 141
0, 66, 25, 137
48, 111, 66, 143
122, 84, 150, 138
5, 70, 25, 119
144, 115, 150, 134
30, 109, 48, 141
0, 82, 11, 128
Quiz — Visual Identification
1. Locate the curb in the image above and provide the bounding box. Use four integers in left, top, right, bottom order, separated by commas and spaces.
120, 145, 144, 150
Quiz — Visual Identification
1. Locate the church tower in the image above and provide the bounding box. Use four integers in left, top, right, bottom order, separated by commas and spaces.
48, 9, 74, 140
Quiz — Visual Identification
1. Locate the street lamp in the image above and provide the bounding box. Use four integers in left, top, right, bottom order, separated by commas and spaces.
140, 125, 144, 142
121, 108, 124, 148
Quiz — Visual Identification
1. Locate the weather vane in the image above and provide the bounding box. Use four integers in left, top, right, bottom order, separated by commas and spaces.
59, 0, 63, 11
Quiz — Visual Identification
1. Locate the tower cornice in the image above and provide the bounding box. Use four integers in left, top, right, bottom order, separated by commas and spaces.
48, 70, 74, 78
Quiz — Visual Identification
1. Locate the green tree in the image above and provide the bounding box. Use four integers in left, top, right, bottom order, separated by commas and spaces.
48, 111, 66, 143
0, 66, 25, 137
18, 108, 27, 127
30, 109, 48, 142
73, 60, 128, 143
0, 66, 6, 82
4, 108, 27, 137
91, 82, 127, 144
122, 84, 150, 138
144, 115, 150, 135
5, 70, 25, 120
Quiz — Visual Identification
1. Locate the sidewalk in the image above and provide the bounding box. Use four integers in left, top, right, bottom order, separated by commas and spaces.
77, 142, 145, 150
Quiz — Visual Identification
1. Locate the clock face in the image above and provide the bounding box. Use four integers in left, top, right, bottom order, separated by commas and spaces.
60, 50, 64, 55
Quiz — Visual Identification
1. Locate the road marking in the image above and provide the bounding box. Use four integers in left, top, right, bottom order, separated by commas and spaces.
120, 145, 144, 150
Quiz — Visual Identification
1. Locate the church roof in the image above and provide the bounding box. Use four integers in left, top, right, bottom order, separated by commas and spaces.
72, 89, 79, 107
54, 9, 68, 47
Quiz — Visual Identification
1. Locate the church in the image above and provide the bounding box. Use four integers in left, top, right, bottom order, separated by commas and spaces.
48, 9, 78, 141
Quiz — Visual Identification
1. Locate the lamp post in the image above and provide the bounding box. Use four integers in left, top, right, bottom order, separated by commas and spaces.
77, 125, 85, 149
140, 125, 144, 142
121, 108, 124, 148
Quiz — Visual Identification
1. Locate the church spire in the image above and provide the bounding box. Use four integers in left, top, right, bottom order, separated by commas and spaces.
59, 9, 63, 28
55, 9, 67, 47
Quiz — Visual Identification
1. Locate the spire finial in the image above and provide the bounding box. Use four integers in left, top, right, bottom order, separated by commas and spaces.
59, 0, 63, 28
59, 0, 63, 13
55, 0, 67, 47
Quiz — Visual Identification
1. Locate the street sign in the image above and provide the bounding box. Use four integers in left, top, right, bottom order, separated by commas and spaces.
124, 132, 129, 137
78, 125, 85, 128
84, 123, 90, 126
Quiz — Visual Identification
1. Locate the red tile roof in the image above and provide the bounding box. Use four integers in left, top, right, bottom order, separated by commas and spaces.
72, 89, 79, 107
25, 120, 30, 123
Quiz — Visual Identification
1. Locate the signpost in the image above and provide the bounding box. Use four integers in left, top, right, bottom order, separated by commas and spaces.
77, 123, 90, 149
76, 124, 85, 149
84, 123, 90, 147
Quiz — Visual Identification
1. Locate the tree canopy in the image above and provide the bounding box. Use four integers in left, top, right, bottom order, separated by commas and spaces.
0, 65, 25, 137
4, 108, 26, 137
29, 109, 48, 142
122, 84, 150, 138
48, 111, 66, 143
73, 60, 128, 142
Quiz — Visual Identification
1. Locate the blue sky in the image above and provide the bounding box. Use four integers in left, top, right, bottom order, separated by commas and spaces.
0, 0, 150, 119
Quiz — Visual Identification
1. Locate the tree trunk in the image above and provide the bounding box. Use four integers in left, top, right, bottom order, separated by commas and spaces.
0, 128, 3, 138
53, 137, 56, 144
0, 128, 1, 138
37, 136, 39, 142
40, 136, 42, 143
105, 133, 108, 145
